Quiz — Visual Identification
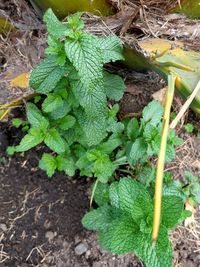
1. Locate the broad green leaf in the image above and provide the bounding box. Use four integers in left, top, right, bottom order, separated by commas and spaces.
138, 166, 155, 188
165, 145, 175, 162
65, 33, 103, 83
44, 128, 67, 154
70, 72, 106, 117
143, 124, 158, 142
103, 72, 125, 101
27, 103, 49, 130
58, 115, 76, 130
78, 110, 107, 146
42, 93, 63, 113
94, 182, 109, 206
16, 128, 45, 152
127, 118, 140, 140
96, 36, 124, 63
134, 227, 172, 267
142, 100, 163, 126
98, 136, 122, 154
56, 155, 76, 176
118, 178, 152, 220
94, 155, 116, 183
50, 101, 71, 120
29, 56, 65, 93
99, 215, 139, 254
161, 195, 184, 229
43, 8, 68, 39
39, 153, 57, 177
129, 138, 147, 164
82, 204, 118, 231
109, 182, 120, 208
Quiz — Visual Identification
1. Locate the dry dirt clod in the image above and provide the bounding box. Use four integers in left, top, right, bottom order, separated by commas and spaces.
75, 243, 88, 255
45, 231, 55, 241
0, 223, 8, 232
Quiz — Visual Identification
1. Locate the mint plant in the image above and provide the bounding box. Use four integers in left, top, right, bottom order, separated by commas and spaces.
10, 9, 191, 267
14, 9, 125, 179
82, 178, 190, 267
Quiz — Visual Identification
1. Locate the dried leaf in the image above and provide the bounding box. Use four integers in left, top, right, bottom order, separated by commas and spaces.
10, 72, 30, 89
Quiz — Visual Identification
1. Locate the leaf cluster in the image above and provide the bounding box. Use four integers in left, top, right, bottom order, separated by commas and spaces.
82, 178, 190, 267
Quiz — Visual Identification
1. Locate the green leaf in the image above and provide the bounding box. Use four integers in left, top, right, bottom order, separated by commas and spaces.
96, 36, 124, 63
191, 184, 200, 204
103, 72, 125, 101
65, 33, 102, 83
56, 155, 76, 176
127, 118, 140, 140
98, 136, 122, 154
78, 110, 107, 146
29, 56, 65, 93
6, 146, 16, 156
58, 115, 76, 130
16, 128, 45, 152
43, 8, 68, 39
161, 195, 184, 229
99, 215, 139, 254
82, 204, 118, 232
67, 12, 84, 31
12, 118, 24, 128
94, 182, 109, 206
94, 155, 116, 183
44, 128, 67, 153
138, 166, 155, 188
134, 227, 172, 267
42, 93, 63, 113
184, 123, 194, 133
142, 100, 163, 126
109, 182, 120, 208
118, 178, 152, 220
165, 145, 175, 162
49, 101, 71, 120
39, 153, 57, 177
27, 103, 49, 130
129, 138, 147, 164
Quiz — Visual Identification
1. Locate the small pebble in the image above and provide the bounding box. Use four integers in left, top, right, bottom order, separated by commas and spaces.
0, 223, 8, 232
75, 243, 88, 255
45, 231, 54, 241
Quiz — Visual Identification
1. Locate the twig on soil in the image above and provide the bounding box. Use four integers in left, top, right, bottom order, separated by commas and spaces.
170, 79, 200, 129
0, 244, 9, 263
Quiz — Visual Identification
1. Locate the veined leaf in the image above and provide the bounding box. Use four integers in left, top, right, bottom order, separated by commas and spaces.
103, 71, 125, 101
56, 155, 76, 176
39, 153, 57, 177
42, 93, 63, 113
16, 128, 45, 152
97, 36, 124, 63
161, 195, 184, 229
44, 128, 67, 153
142, 100, 163, 126
43, 8, 68, 39
27, 103, 49, 130
65, 33, 103, 83
29, 56, 65, 93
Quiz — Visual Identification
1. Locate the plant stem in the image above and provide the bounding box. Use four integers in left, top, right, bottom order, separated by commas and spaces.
114, 156, 127, 164
152, 73, 176, 241
90, 179, 99, 207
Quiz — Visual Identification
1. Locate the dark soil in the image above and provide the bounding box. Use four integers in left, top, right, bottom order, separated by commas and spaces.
0, 123, 142, 267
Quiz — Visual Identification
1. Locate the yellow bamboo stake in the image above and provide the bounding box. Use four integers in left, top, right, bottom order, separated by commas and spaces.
152, 73, 176, 241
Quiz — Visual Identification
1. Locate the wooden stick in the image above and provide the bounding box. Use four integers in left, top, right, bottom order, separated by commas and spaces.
170, 79, 200, 129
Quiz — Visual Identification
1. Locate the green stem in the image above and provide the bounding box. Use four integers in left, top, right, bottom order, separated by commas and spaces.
152, 73, 176, 241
